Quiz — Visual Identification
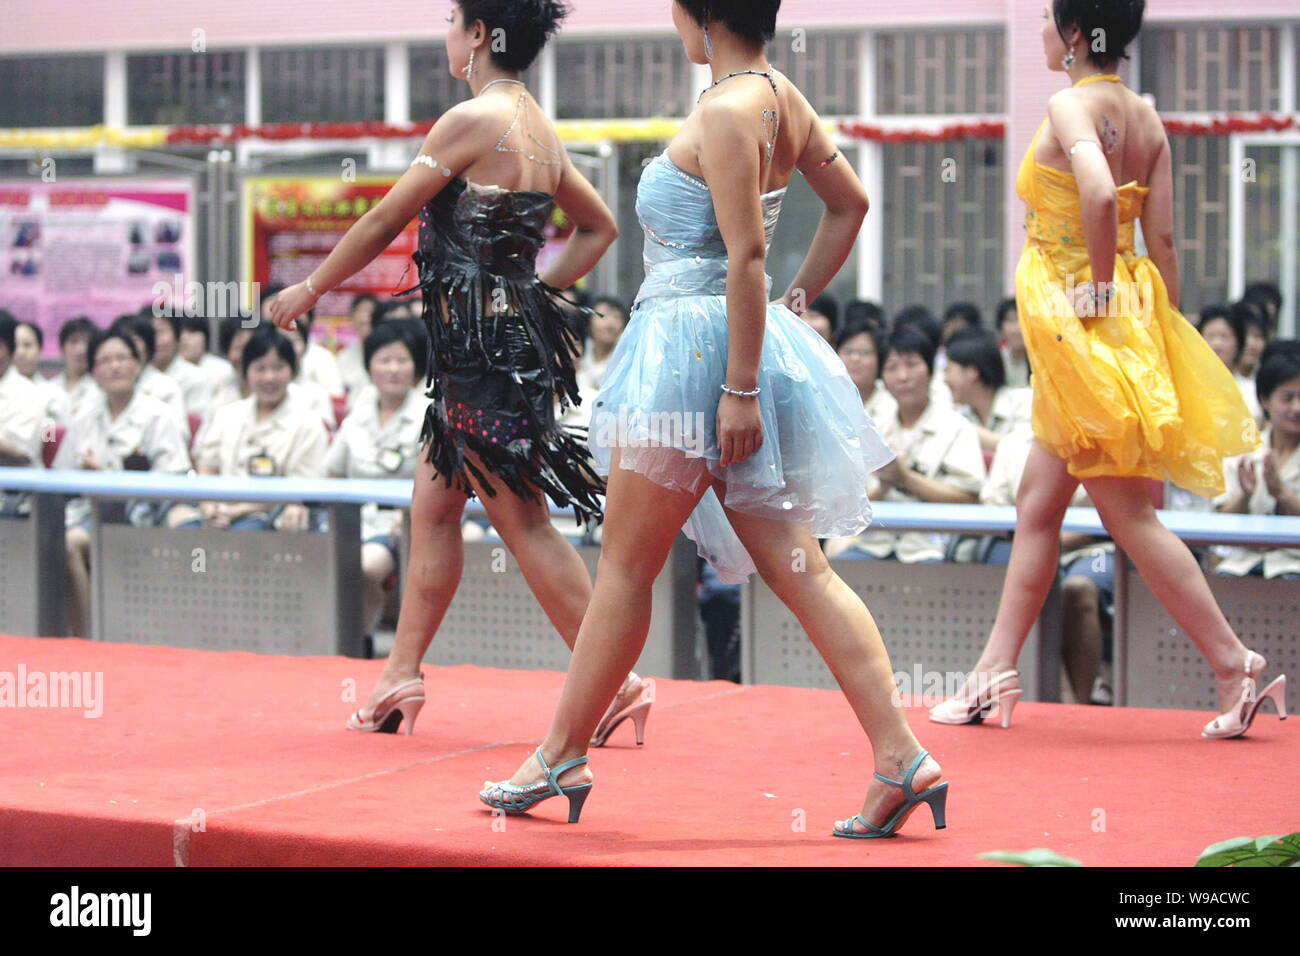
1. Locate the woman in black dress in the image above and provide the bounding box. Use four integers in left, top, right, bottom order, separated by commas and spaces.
269, 1, 651, 742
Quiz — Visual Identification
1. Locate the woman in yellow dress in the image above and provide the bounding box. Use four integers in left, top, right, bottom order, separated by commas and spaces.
931, 0, 1288, 738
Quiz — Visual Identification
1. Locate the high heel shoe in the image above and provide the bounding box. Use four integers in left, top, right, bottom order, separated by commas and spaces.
832, 748, 949, 839
345, 675, 425, 735
479, 747, 593, 823
591, 673, 655, 747
1202, 650, 1288, 739
928, 669, 1021, 728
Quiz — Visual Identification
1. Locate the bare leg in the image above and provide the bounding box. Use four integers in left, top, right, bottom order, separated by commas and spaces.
972, 441, 1079, 675
66, 526, 91, 638
1060, 575, 1104, 704
1082, 475, 1252, 713
716, 500, 941, 832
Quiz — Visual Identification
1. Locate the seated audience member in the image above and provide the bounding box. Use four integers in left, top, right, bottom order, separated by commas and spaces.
325, 320, 430, 645
108, 313, 188, 433
11, 319, 65, 429
1197, 302, 1263, 425
1214, 349, 1300, 579
836, 315, 895, 425
0, 312, 43, 490
559, 294, 628, 432
47, 317, 102, 424
177, 311, 234, 418
892, 304, 953, 409
1235, 301, 1269, 378
338, 293, 382, 398
297, 314, 345, 399
941, 302, 982, 344
53, 328, 192, 636
207, 315, 256, 414
183, 327, 329, 532
1242, 281, 1282, 339
800, 292, 839, 344
151, 309, 211, 417
827, 327, 985, 562
943, 328, 1032, 453
258, 286, 337, 427
995, 297, 1030, 388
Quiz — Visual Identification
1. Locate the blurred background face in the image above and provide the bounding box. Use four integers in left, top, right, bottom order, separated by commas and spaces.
802, 310, 833, 343
62, 333, 91, 376
92, 338, 140, 396
151, 317, 177, 366
1200, 317, 1238, 369
837, 332, 879, 392
227, 328, 252, 367
1264, 375, 1300, 439
943, 360, 981, 405
883, 351, 931, 408
590, 304, 626, 348
179, 328, 207, 362
246, 351, 292, 405
368, 341, 416, 399
1241, 326, 1267, 371
351, 300, 377, 339
13, 324, 41, 378
1000, 312, 1024, 355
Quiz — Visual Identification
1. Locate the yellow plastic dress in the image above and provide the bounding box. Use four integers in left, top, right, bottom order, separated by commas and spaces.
1014, 78, 1260, 497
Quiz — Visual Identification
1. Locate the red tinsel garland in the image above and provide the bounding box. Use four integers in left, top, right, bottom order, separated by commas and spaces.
157, 113, 1298, 146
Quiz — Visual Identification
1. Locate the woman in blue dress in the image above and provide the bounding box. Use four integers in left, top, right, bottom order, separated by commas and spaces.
481, 0, 952, 839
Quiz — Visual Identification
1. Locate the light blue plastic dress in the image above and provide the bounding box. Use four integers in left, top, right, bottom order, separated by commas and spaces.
587, 148, 895, 584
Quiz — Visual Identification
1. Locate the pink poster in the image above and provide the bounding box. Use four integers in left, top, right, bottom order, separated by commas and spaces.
0, 178, 196, 355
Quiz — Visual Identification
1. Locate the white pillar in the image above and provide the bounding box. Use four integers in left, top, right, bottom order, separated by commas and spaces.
96, 50, 130, 174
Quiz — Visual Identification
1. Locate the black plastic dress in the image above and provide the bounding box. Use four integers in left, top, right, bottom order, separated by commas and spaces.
392, 176, 605, 528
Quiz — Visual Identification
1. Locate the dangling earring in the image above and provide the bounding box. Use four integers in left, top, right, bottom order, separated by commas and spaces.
703, 25, 714, 61
1063, 46, 1076, 69
463, 49, 476, 78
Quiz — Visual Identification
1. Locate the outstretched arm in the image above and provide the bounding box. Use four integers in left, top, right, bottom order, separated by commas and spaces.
777, 103, 868, 313
266, 109, 482, 331
537, 149, 618, 290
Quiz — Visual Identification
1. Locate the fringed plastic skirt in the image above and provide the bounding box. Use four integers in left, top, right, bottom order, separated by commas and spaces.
396, 263, 606, 529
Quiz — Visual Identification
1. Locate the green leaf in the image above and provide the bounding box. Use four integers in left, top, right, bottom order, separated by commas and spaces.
978, 848, 1083, 867
1196, 833, 1300, 867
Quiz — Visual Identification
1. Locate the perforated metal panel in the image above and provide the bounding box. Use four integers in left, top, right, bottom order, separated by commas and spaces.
0, 517, 36, 635
746, 560, 1052, 700
1122, 570, 1300, 710
0, 495, 65, 637
425, 540, 686, 679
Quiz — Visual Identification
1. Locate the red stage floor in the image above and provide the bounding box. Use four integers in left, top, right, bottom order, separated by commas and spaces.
1, 635, 1295, 866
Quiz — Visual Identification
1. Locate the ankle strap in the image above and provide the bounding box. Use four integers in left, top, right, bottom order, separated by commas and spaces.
534, 747, 589, 796
872, 748, 929, 797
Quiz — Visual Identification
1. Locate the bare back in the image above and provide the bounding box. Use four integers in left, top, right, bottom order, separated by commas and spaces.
453, 87, 566, 194
1036, 81, 1168, 189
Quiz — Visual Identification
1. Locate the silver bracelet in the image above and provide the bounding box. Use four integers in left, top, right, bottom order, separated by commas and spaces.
721, 383, 761, 398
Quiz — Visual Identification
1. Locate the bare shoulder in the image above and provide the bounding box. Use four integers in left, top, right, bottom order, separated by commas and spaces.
697, 90, 766, 137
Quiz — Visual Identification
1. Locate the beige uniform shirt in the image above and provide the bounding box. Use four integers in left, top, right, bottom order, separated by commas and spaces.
136, 364, 189, 434
196, 393, 328, 482
1214, 427, 1300, 577
46, 371, 103, 425
337, 341, 369, 399
0, 364, 43, 465
53, 389, 193, 525
964, 386, 1033, 437
1002, 347, 1031, 388
162, 356, 213, 419
864, 380, 897, 428
324, 387, 428, 540
851, 400, 987, 562
301, 342, 344, 397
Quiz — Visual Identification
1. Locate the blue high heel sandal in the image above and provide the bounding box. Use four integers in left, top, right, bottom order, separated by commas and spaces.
832, 749, 948, 839
479, 747, 593, 823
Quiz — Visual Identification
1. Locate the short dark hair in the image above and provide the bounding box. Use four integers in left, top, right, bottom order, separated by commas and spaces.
844, 299, 886, 332
995, 297, 1018, 328
1260, 337, 1300, 370
218, 315, 248, 357
943, 302, 983, 331
1256, 348, 1300, 406
1196, 302, 1245, 365
88, 328, 141, 370
1053, 0, 1145, 69
16, 320, 43, 350
109, 314, 155, 362
458, 0, 570, 72
892, 305, 942, 350
59, 316, 99, 348
179, 312, 211, 348
592, 295, 630, 328
150, 309, 181, 339
1236, 300, 1269, 340
945, 328, 1007, 390
675, 0, 781, 46
363, 318, 428, 383
1243, 281, 1282, 318
882, 326, 936, 377
350, 293, 380, 316
807, 293, 840, 335
0, 310, 15, 354
240, 326, 298, 378
835, 316, 885, 367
